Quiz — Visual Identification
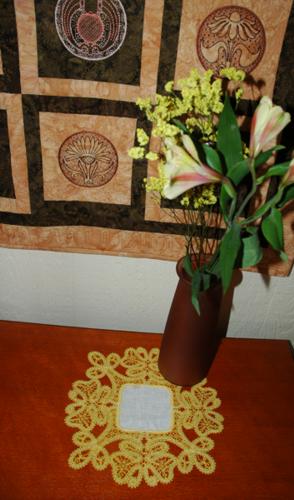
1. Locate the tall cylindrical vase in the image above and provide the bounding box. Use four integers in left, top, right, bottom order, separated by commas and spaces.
158, 258, 226, 386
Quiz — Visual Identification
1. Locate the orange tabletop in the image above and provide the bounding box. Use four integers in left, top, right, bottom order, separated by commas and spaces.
0, 320, 293, 500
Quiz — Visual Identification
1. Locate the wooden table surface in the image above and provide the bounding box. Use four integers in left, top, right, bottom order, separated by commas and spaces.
0, 320, 293, 500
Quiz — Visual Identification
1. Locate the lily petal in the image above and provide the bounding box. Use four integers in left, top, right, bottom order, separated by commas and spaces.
250, 97, 291, 158
281, 158, 294, 187
161, 134, 224, 200
173, 167, 223, 184
169, 144, 199, 170
182, 134, 200, 162
163, 165, 223, 200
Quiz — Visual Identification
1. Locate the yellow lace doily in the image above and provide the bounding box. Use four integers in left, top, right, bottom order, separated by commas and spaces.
65, 347, 224, 488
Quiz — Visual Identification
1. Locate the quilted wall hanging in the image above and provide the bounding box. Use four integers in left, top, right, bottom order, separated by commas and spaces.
0, 0, 293, 276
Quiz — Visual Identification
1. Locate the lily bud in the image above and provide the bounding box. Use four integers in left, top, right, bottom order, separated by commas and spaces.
249, 97, 291, 158
281, 158, 294, 187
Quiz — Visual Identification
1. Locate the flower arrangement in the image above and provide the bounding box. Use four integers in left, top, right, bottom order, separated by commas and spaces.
129, 68, 294, 313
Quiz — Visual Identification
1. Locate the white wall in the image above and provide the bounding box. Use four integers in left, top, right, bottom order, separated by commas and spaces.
0, 247, 293, 343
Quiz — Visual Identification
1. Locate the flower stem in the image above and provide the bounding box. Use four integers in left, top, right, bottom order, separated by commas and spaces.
234, 158, 256, 221
240, 189, 283, 227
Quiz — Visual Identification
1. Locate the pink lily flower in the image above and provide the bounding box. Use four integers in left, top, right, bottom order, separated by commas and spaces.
162, 135, 223, 199
281, 158, 294, 187
249, 96, 291, 158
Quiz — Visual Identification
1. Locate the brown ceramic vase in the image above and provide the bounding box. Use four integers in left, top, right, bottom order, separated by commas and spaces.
158, 258, 228, 386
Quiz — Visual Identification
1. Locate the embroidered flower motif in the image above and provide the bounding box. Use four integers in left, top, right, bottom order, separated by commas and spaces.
58, 131, 118, 187
111, 437, 177, 488
69, 430, 111, 471
65, 348, 224, 488
177, 436, 216, 474
65, 379, 112, 430
120, 347, 164, 382
55, 0, 127, 61
197, 6, 266, 73
86, 351, 121, 379
208, 10, 259, 41
179, 382, 224, 435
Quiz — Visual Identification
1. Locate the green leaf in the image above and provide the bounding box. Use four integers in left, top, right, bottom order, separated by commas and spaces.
251, 202, 272, 220
227, 158, 250, 185
172, 118, 189, 134
191, 269, 202, 315
241, 229, 263, 268
254, 145, 285, 168
220, 184, 231, 220
183, 253, 193, 277
245, 226, 258, 235
217, 94, 243, 173
220, 222, 242, 292
223, 179, 237, 199
277, 185, 294, 208
202, 144, 223, 174
206, 255, 221, 280
261, 208, 288, 261
244, 190, 283, 223
192, 295, 201, 315
280, 252, 288, 262
202, 272, 212, 291
190, 269, 213, 315
263, 162, 290, 177
256, 161, 290, 185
